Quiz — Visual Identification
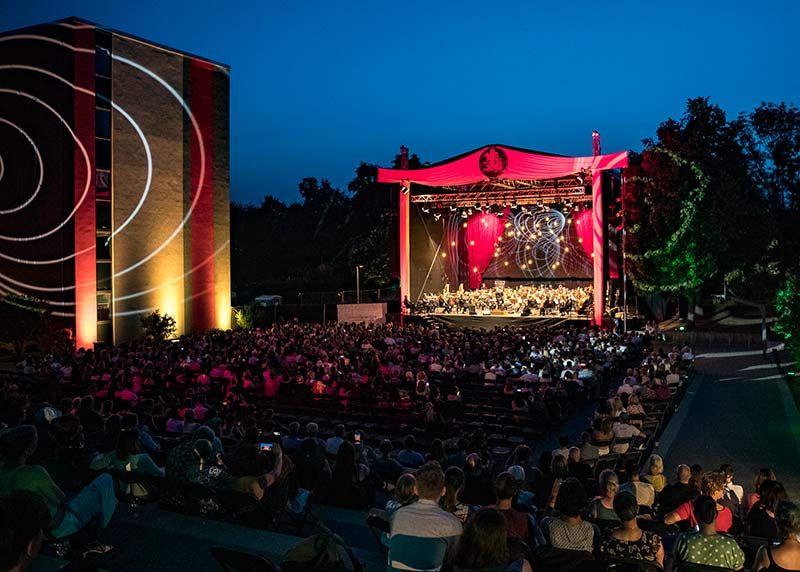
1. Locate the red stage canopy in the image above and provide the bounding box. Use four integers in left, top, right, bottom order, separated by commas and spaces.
377, 144, 628, 186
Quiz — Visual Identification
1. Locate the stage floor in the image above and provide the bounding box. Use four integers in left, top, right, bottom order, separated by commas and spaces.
415, 313, 590, 330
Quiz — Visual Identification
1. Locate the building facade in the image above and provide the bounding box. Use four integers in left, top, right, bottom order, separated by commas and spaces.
0, 17, 231, 347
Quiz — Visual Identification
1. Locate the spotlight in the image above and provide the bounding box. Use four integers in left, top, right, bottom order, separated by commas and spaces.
421, 206, 430, 213
449, 205, 458, 212
474, 202, 481, 210
433, 213, 442, 221
400, 185, 409, 195
451, 241, 456, 246
441, 252, 446, 258
461, 210, 468, 218
467, 209, 473, 216
511, 201, 518, 209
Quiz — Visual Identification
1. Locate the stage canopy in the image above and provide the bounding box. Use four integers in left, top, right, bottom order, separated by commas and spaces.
377, 144, 628, 187
378, 143, 629, 326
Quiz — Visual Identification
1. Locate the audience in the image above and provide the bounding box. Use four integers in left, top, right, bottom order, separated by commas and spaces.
665, 471, 733, 532
541, 477, 596, 552
586, 469, 620, 522
747, 480, 788, 539
600, 491, 664, 566
452, 508, 532, 572
673, 495, 745, 570
0, 491, 51, 572
753, 501, 800, 572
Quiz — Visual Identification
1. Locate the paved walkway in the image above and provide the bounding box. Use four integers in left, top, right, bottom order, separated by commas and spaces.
655, 347, 800, 498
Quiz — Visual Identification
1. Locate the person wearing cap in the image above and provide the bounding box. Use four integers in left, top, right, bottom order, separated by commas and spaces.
508, 465, 535, 513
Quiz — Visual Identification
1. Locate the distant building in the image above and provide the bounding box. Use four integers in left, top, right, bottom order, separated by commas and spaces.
0, 17, 231, 346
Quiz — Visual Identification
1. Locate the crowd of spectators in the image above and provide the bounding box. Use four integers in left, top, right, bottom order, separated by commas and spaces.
0, 319, 796, 572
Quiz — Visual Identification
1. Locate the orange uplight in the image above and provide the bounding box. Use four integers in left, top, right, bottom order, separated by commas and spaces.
441, 252, 447, 258
472, 267, 478, 273
451, 241, 456, 246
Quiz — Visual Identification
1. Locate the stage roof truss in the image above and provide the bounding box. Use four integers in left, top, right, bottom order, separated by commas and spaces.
410, 185, 590, 207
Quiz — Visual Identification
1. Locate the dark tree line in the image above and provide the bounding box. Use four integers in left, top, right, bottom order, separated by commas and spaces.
230, 151, 425, 302
624, 98, 800, 302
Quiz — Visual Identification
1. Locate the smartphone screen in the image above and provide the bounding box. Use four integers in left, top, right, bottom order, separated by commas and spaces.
354, 432, 362, 443
259, 442, 273, 452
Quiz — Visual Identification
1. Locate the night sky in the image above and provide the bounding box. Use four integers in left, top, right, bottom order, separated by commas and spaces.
1, 0, 797, 204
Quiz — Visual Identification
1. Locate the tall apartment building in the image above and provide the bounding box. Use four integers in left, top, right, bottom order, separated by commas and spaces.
0, 17, 231, 347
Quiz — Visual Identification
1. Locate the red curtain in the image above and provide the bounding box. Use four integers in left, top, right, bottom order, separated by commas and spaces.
466, 211, 505, 288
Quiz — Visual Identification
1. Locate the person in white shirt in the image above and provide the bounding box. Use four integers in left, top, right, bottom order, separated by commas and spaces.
612, 413, 643, 453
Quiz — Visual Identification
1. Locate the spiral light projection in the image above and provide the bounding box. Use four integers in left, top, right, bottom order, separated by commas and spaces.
0, 32, 229, 330
434, 207, 593, 285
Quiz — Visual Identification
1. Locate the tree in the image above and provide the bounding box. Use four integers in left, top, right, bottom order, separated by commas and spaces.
139, 310, 176, 341
775, 273, 800, 366
625, 98, 769, 302
0, 295, 50, 358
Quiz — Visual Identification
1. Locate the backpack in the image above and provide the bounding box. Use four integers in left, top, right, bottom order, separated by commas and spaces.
282, 532, 362, 572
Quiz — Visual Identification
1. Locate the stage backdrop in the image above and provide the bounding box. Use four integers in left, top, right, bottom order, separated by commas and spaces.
409, 205, 617, 301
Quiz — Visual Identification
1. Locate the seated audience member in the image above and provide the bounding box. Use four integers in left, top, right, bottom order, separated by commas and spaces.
182, 409, 200, 434
611, 413, 643, 453
579, 432, 600, 462
0, 491, 51, 572
746, 468, 777, 512
374, 440, 403, 486
541, 477, 596, 552
397, 435, 425, 468
280, 422, 303, 452
534, 454, 570, 510
0, 426, 116, 547
753, 500, 800, 572
293, 437, 331, 493
673, 495, 745, 570
325, 424, 345, 456
586, 469, 620, 522
619, 460, 655, 509
600, 491, 664, 566
507, 465, 535, 512
462, 454, 495, 507
747, 480, 787, 539
452, 508, 532, 572
642, 454, 666, 493
658, 463, 697, 516
440, 466, 469, 524
389, 463, 463, 571
90, 428, 164, 476
329, 441, 374, 509
386, 473, 417, 520
720, 463, 744, 511
165, 433, 278, 500
665, 471, 733, 532
568, 447, 592, 481
489, 472, 529, 542
551, 435, 570, 459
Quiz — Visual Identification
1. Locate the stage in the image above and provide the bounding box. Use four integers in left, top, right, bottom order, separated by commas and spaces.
413, 313, 590, 330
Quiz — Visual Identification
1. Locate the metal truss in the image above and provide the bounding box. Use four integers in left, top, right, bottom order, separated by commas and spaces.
410, 185, 591, 207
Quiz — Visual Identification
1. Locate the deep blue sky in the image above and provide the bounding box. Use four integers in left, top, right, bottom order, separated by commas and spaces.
2, 0, 797, 204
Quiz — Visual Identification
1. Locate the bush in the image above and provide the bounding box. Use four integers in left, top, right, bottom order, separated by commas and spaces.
775, 274, 800, 365
139, 310, 177, 341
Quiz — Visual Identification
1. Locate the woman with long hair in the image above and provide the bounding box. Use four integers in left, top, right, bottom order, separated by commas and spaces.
746, 468, 777, 512
452, 508, 532, 572
440, 466, 469, 523
90, 429, 164, 476
330, 441, 374, 509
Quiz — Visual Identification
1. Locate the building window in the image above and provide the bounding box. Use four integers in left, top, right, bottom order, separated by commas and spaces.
95, 76, 111, 104
95, 47, 111, 77
96, 139, 111, 170
96, 170, 111, 199
97, 262, 111, 290
97, 292, 111, 321
96, 108, 111, 139
96, 236, 111, 261
96, 201, 111, 231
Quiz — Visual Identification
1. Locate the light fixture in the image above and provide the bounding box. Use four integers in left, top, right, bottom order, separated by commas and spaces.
400, 185, 409, 195
433, 213, 441, 221
461, 211, 468, 219
441, 252, 446, 258
449, 205, 458, 212
421, 206, 430, 213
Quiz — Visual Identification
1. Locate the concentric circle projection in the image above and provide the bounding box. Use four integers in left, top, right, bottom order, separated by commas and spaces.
437, 208, 591, 283
0, 118, 43, 214
0, 32, 228, 319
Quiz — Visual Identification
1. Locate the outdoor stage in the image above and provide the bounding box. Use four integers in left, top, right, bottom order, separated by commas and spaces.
412, 313, 590, 330
377, 141, 629, 326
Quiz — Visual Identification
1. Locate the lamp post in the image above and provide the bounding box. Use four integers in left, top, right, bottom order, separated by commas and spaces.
356, 265, 364, 304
